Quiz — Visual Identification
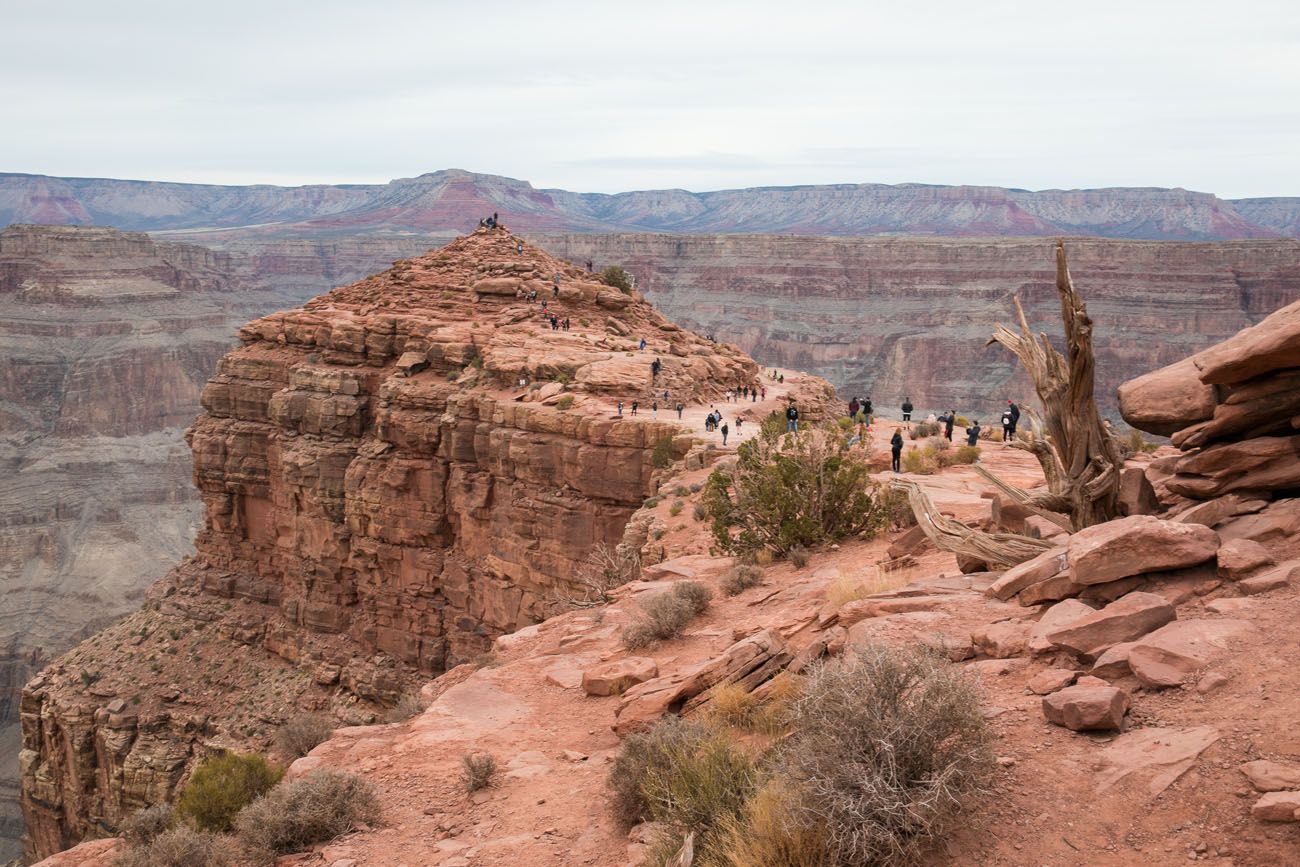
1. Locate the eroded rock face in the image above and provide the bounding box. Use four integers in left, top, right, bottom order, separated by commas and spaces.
19, 229, 823, 861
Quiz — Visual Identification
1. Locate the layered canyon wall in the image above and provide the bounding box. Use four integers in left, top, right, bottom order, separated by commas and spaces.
18, 229, 805, 861
0, 226, 356, 861
536, 234, 1300, 422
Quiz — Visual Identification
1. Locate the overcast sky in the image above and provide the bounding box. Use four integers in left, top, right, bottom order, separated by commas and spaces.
2, 0, 1297, 197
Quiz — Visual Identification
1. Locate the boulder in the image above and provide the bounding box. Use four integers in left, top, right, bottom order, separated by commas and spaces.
971, 621, 1033, 659
1127, 619, 1257, 688
1044, 592, 1176, 658
1215, 538, 1275, 580
1118, 465, 1160, 517
1168, 435, 1300, 499
582, 658, 659, 697
1117, 355, 1216, 437
1193, 297, 1300, 385
1041, 684, 1129, 731
1250, 791, 1300, 823
1241, 760, 1300, 793
1019, 571, 1088, 606
916, 631, 975, 662
1027, 668, 1080, 695
1090, 642, 1137, 679
1239, 561, 1300, 595
1173, 493, 1268, 528
986, 546, 1068, 601
1218, 498, 1300, 543
1067, 515, 1219, 585
1028, 599, 1094, 654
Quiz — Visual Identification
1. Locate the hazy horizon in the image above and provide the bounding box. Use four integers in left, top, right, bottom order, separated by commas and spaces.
2, 0, 1297, 198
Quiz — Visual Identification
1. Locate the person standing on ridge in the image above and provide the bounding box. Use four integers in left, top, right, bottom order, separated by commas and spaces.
639, 338, 647, 351
631, 400, 639, 417
902, 397, 913, 422
966, 420, 982, 446
652, 401, 658, 418
849, 397, 860, 419
944, 411, 956, 442
786, 404, 799, 432
617, 401, 624, 417
651, 358, 662, 379
891, 427, 904, 473
1001, 407, 1014, 444
721, 421, 729, 445
676, 402, 684, 419
1007, 400, 1021, 439
864, 397, 873, 418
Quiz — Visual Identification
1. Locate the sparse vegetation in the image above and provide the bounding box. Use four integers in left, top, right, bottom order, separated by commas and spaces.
600, 265, 634, 292
953, 444, 981, 465
788, 545, 810, 569
111, 826, 234, 867
608, 717, 758, 860
622, 580, 712, 649
461, 752, 497, 792
909, 420, 942, 439
176, 752, 283, 832
880, 486, 918, 529
720, 564, 763, 596
693, 502, 708, 521
901, 447, 939, 475
383, 693, 424, 723
119, 803, 174, 846
233, 770, 381, 864
702, 424, 890, 555
274, 714, 334, 760
669, 499, 684, 517
774, 644, 994, 866
651, 436, 676, 469
555, 394, 575, 410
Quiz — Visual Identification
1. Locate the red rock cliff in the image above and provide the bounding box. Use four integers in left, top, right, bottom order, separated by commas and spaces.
17, 228, 816, 861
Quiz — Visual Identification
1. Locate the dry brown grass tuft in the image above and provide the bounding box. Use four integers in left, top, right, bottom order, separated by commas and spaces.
274, 714, 334, 759
622, 581, 712, 649
720, 564, 763, 597
111, 826, 234, 867
714, 782, 832, 867
233, 770, 381, 864
461, 752, 497, 792
118, 803, 174, 846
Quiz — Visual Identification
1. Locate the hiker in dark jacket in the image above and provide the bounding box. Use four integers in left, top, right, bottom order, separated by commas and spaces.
944, 411, 956, 441
901, 397, 913, 422
721, 422, 729, 445
966, 421, 981, 446
786, 404, 799, 432
1007, 400, 1021, 438
864, 397, 873, 417
1001, 409, 1014, 443
891, 427, 904, 473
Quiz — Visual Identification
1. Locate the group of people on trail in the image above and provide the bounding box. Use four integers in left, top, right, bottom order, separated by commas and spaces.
1000, 400, 1021, 442
846, 396, 874, 421
704, 409, 736, 444
478, 212, 501, 229
726, 385, 761, 403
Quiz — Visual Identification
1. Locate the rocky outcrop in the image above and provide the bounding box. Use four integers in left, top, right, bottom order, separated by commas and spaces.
1120, 298, 1300, 504
0, 225, 318, 862
18, 228, 825, 861
4, 169, 1298, 239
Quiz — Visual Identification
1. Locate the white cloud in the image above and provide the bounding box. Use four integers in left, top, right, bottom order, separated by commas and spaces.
1, 0, 1296, 197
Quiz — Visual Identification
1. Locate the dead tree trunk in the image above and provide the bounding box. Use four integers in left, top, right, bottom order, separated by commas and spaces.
986, 240, 1123, 530
890, 479, 1054, 567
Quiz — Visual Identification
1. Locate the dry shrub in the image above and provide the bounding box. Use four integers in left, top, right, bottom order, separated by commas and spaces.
555, 394, 575, 410
461, 752, 497, 792
776, 644, 994, 866
824, 566, 897, 611
693, 502, 708, 521
233, 770, 381, 864
607, 717, 757, 859
119, 803, 173, 846
111, 826, 234, 867
909, 420, 941, 439
753, 548, 775, 566
552, 542, 640, 611
901, 447, 938, 475
715, 782, 832, 867
720, 564, 763, 597
880, 486, 917, 529
274, 714, 334, 760
704, 683, 758, 728
176, 752, 283, 832
953, 445, 981, 465
788, 546, 810, 569
622, 581, 712, 649
383, 693, 424, 723
926, 435, 949, 453
669, 499, 685, 517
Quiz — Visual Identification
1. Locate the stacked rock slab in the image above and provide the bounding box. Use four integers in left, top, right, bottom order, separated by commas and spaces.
1119, 298, 1300, 508
19, 228, 829, 861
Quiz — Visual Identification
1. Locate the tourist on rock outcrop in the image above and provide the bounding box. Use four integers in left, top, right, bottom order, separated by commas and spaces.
516, 242, 523, 254
676, 402, 684, 419
1007, 400, 1021, 437
586, 259, 593, 272
891, 427, 904, 473
550, 315, 559, 330
751, 388, 757, 402
639, 338, 647, 351
966, 420, 981, 446
1001, 409, 1014, 443
735, 415, 743, 432
651, 358, 662, 379
662, 389, 669, 401
778, 373, 784, 384
721, 422, 729, 445
652, 401, 658, 418
849, 397, 860, 418
617, 401, 624, 417
761, 386, 767, 400
563, 317, 570, 331
786, 404, 799, 432
518, 375, 528, 389
631, 400, 639, 417
864, 397, 873, 417
902, 397, 913, 422
944, 411, 956, 441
